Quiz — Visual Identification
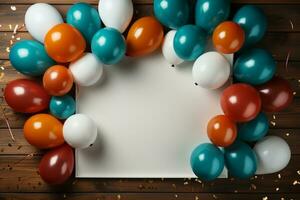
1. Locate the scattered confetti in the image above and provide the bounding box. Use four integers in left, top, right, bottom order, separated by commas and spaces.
297, 170, 300, 175
273, 115, 276, 120
250, 183, 257, 190
117, 194, 121, 199
212, 194, 218, 199
262, 196, 268, 200
278, 174, 282, 179
285, 50, 291, 72
292, 180, 300, 185
276, 187, 280, 191
270, 121, 276, 126
174, 194, 178, 198
183, 181, 189, 185
195, 196, 199, 200
286, 133, 290, 137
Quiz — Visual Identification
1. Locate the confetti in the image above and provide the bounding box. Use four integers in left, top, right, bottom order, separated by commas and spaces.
276, 187, 280, 191
262, 197, 268, 200
273, 115, 276, 120
297, 170, 300, 175
117, 194, 121, 199
183, 181, 189, 185
195, 196, 199, 200
213, 194, 218, 199
286, 133, 290, 137
10, 5, 16, 11
278, 174, 281, 179
174, 194, 178, 198
270, 121, 276, 127
289, 20, 294, 30
292, 180, 300, 185
285, 50, 291, 72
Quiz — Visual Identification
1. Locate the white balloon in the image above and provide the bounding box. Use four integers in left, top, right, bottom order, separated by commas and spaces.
63, 114, 98, 149
69, 53, 103, 87
25, 3, 63, 43
162, 30, 184, 66
254, 136, 291, 175
192, 52, 231, 89
98, 0, 133, 33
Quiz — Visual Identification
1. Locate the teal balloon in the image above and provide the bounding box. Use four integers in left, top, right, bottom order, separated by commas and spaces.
9, 40, 55, 76
190, 143, 225, 181
234, 48, 276, 85
50, 95, 76, 120
174, 25, 207, 61
66, 2, 101, 44
238, 112, 269, 142
233, 5, 267, 47
91, 28, 126, 65
224, 141, 257, 179
153, 0, 190, 29
195, 0, 230, 34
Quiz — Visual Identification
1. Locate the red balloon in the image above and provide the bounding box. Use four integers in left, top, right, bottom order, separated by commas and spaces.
256, 76, 294, 112
39, 144, 74, 185
4, 79, 50, 113
221, 83, 261, 122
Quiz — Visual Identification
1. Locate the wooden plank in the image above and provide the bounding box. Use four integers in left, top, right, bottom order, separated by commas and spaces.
0, 155, 300, 193
0, 4, 299, 32
0, 193, 300, 200
2, 0, 300, 5
1, 129, 299, 155
1, 32, 299, 61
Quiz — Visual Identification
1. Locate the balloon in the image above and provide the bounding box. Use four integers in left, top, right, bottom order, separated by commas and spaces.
254, 136, 291, 175
126, 17, 164, 57
25, 3, 63, 43
98, 0, 133, 33
162, 30, 184, 66
238, 112, 269, 142
23, 114, 64, 149
153, 0, 190, 29
207, 115, 237, 147
195, 0, 230, 33
174, 25, 207, 61
39, 144, 74, 185
4, 79, 50, 113
63, 114, 98, 149
43, 65, 74, 96
9, 40, 55, 76
234, 48, 276, 85
224, 141, 257, 179
66, 2, 102, 44
233, 5, 267, 47
213, 21, 245, 54
192, 51, 231, 89
91, 28, 126, 65
45, 23, 86, 63
220, 83, 261, 122
69, 53, 103, 86
50, 95, 76, 120
256, 76, 294, 112
190, 143, 224, 181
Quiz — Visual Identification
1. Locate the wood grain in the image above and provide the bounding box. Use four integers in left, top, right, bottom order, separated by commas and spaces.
0, 155, 300, 193
0, 0, 300, 199
0, 4, 299, 32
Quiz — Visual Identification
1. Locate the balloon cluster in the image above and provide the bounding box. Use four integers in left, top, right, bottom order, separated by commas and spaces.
4, 0, 294, 184
154, 1, 296, 180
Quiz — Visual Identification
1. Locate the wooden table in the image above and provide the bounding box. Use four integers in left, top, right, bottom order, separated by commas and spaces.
0, 0, 300, 199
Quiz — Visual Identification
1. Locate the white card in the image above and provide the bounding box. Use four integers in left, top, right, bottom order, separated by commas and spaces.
76, 50, 233, 178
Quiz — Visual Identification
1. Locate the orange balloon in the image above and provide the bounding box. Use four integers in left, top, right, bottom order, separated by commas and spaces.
207, 115, 237, 147
45, 23, 86, 63
213, 21, 245, 54
23, 114, 64, 149
126, 16, 164, 57
43, 65, 73, 96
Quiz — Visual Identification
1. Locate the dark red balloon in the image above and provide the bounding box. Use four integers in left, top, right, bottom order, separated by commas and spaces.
256, 76, 294, 112
221, 83, 261, 122
4, 79, 50, 113
39, 144, 74, 185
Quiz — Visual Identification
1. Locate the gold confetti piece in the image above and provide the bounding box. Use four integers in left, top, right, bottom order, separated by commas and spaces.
273, 115, 276, 120
293, 180, 300, 185
16, 37, 21, 41
172, 183, 176, 188
6, 47, 10, 53
270, 121, 276, 126
297, 170, 300, 175
183, 181, 189, 185
286, 133, 290, 137
195, 196, 199, 200
174, 194, 178, 198
289, 20, 294, 30
10, 5, 16, 11
251, 184, 257, 190
117, 194, 121, 199
276, 187, 280, 191
293, 92, 297, 96
213, 194, 218, 199
13, 24, 19, 34
278, 174, 281, 179
0, 66, 4, 70
262, 197, 268, 200
281, 198, 285, 200
9, 24, 12, 30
